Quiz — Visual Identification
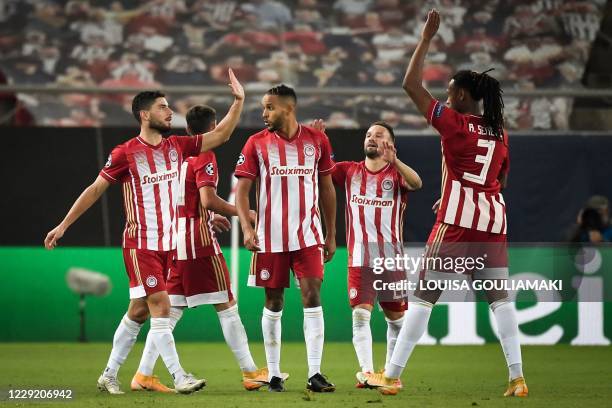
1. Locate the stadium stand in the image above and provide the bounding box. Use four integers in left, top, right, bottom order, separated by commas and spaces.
0, 0, 606, 128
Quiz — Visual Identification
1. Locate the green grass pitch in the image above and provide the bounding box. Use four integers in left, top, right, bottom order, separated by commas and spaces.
1, 343, 610, 407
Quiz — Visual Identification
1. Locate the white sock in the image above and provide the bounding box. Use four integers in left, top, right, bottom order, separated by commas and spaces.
262, 308, 282, 380
304, 306, 325, 378
137, 307, 183, 376
218, 305, 258, 372
385, 301, 433, 379
491, 300, 523, 380
149, 317, 186, 384
352, 308, 373, 372
385, 315, 404, 366
103, 314, 143, 378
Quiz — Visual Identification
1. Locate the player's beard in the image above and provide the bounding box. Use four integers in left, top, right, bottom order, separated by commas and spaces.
365, 146, 379, 159
149, 118, 171, 132
265, 116, 283, 132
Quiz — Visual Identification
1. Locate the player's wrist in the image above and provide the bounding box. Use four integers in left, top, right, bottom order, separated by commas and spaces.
325, 231, 336, 241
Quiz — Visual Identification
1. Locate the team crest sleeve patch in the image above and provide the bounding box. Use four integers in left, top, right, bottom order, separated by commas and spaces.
434, 102, 445, 119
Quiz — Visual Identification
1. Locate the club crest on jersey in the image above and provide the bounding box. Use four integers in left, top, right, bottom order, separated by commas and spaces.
205, 163, 214, 175
237, 153, 245, 165
260, 269, 270, 281
304, 144, 315, 157
145, 276, 158, 288
104, 154, 112, 168
169, 149, 178, 162
382, 179, 394, 191
349, 288, 358, 299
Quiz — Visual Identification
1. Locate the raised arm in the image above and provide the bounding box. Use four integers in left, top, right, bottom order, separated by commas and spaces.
402, 9, 440, 117
236, 177, 260, 251
200, 68, 245, 152
381, 141, 422, 190
319, 174, 337, 262
44, 176, 110, 249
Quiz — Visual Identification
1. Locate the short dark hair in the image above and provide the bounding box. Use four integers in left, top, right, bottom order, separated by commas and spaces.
266, 84, 297, 104
370, 121, 395, 141
186, 105, 217, 134
131, 91, 165, 123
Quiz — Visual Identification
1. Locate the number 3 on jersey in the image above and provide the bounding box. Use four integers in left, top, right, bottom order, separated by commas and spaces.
462, 139, 496, 185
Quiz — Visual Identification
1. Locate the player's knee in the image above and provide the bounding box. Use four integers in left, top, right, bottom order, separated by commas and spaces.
383, 309, 404, 321
301, 288, 320, 308
265, 288, 284, 311
128, 310, 148, 324
127, 300, 149, 323
489, 296, 510, 311
146, 293, 171, 317
486, 290, 509, 306
265, 298, 284, 312
353, 304, 374, 312
214, 299, 236, 312
414, 287, 441, 305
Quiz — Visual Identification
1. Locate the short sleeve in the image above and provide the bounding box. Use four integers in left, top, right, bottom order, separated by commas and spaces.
195, 153, 218, 189
427, 99, 464, 138
234, 138, 259, 179
170, 135, 202, 158
331, 161, 350, 186
99, 145, 128, 183
318, 133, 336, 175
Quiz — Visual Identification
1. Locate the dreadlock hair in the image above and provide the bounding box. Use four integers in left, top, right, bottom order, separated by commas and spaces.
452, 69, 504, 139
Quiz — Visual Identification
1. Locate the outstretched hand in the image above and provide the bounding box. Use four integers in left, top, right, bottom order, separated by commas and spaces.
422, 9, 440, 41
380, 141, 397, 164
310, 119, 326, 133
228, 68, 244, 101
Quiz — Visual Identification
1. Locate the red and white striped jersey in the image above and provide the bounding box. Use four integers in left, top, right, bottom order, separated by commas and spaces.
99, 134, 202, 250
234, 125, 336, 253
427, 100, 510, 234
333, 161, 409, 267
176, 152, 222, 260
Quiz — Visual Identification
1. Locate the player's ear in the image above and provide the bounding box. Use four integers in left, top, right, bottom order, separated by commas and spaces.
285, 100, 295, 115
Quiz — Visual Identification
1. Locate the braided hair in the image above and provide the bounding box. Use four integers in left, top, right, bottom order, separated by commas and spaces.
452, 69, 504, 139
